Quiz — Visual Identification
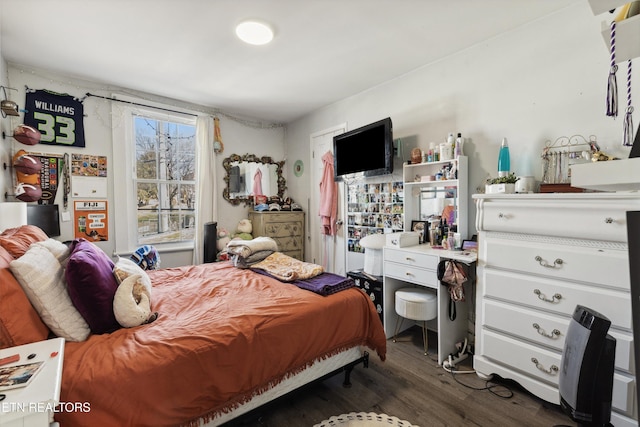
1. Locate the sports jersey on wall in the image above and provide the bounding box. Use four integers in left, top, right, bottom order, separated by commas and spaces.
23, 88, 86, 147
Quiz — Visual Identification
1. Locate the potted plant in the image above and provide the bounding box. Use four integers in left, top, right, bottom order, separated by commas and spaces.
485, 173, 519, 194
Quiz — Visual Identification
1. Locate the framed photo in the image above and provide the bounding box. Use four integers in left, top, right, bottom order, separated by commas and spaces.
411, 220, 428, 244
0, 361, 44, 391
462, 240, 478, 252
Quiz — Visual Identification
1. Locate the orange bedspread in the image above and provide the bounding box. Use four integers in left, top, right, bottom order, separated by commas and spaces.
56, 262, 386, 427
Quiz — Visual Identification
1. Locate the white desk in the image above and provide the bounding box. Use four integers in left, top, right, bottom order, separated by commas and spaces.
383, 244, 476, 365
0, 338, 65, 427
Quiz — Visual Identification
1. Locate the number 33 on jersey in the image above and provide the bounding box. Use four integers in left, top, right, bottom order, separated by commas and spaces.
23, 88, 86, 148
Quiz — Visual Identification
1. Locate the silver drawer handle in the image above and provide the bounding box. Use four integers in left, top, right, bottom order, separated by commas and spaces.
535, 255, 564, 269
405, 257, 415, 262
532, 323, 561, 339
498, 212, 508, 219
531, 358, 559, 375
533, 289, 562, 303
405, 272, 414, 277
605, 217, 614, 224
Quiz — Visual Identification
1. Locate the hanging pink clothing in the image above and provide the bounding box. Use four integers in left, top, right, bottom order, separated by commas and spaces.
253, 168, 263, 196
319, 151, 338, 236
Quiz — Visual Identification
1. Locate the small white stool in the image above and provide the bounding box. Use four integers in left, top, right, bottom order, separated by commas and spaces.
393, 287, 437, 355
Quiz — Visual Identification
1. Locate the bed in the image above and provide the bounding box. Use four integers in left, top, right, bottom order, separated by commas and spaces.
0, 225, 387, 427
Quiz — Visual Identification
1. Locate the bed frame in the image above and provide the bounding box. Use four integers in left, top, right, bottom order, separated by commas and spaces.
205, 347, 370, 426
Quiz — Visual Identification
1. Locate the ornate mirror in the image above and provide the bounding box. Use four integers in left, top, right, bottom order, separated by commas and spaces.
222, 153, 286, 206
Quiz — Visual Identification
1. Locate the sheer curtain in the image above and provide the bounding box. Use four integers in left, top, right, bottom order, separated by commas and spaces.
192, 115, 216, 264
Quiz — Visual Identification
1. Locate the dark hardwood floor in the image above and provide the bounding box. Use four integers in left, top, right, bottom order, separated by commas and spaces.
226, 327, 574, 427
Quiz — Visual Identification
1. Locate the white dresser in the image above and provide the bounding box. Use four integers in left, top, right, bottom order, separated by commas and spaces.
473, 193, 640, 427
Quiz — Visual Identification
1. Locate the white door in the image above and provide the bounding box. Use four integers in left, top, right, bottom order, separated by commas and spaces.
309, 124, 346, 274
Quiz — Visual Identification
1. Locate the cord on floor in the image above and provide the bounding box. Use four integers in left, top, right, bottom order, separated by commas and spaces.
443, 362, 514, 399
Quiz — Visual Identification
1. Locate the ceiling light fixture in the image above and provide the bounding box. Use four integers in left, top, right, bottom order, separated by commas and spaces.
235, 20, 274, 46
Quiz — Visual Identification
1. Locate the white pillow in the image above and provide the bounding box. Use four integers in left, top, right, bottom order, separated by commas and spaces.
113, 274, 153, 328
33, 238, 71, 264
113, 257, 152, 297
9, 244, 90, 342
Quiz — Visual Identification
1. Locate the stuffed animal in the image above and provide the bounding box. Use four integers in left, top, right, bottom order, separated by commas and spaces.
113, 274, 158, 328
233, 219, 253, 240
217, 227, 231, 251
237, 218, 252, 234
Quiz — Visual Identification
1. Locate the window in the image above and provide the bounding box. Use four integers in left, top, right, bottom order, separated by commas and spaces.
112, 98, 199, 253
134, 116, 196, 244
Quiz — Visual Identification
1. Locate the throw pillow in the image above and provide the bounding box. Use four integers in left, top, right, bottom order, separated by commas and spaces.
65, 239, 120, 334
9, 244, 90, 342
0, 267, 50, 348
33, 238, 71, 264
0, 225, 48, 259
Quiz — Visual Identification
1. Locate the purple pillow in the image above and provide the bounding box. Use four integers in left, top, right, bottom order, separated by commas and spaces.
65, 239, 120, 334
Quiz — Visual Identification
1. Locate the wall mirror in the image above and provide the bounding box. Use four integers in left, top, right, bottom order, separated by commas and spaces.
419, 186, 457, 222
222, 153, 286, 206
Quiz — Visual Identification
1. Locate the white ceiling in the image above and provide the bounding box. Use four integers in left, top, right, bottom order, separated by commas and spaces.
1, 0, 579, 124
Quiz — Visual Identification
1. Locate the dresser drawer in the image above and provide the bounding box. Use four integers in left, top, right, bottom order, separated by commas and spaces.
383, 261, 438, 288
482, 299, 634, 373
251, 212, 304, 223
481, 267, 631, 330
477, 198, 635, 242
482, 299, 568, 352
482, 330, 636, 416
482, 329, 561, 387
483, 237, 629, 291
264, 221, 304, 238
272, 236, 304, 253
384, 247, 438, 270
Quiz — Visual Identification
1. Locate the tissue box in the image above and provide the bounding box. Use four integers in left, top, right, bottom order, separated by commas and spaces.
386, 232, 419, 248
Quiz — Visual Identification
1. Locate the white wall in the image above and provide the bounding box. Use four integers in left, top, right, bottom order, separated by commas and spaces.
284, 2, 638, 240
0, 7, 10, 199
5, 65, 285, 267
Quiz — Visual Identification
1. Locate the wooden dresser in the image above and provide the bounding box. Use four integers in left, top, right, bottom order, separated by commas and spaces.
473, 193, 640, 427
248, 211, 305, 260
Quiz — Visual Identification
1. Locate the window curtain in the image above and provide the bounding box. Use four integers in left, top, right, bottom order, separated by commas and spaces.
192, 115, 216, 264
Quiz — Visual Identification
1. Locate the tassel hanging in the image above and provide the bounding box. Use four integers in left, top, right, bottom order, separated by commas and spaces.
213, 117, 224, 154
623, 59, 634, 146
606, 22, 618, 118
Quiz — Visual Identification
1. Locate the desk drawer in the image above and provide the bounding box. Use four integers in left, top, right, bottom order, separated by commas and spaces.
478, 198, 634, 242
383, 261, 438, 288
481, 267, 631, 330
484, 237, 629, 291
384, 248, 438, 270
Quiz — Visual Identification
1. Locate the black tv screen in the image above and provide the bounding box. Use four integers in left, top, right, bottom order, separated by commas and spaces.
27, 204, 61, 237
333, 117, 393, 180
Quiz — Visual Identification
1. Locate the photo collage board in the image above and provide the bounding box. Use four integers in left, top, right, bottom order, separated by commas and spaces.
346, 181, 404, 253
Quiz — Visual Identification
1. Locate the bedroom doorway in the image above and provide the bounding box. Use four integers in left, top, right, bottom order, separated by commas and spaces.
310, 124, 346, 275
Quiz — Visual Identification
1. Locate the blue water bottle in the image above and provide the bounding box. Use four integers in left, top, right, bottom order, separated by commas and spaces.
498, 137, 510, 177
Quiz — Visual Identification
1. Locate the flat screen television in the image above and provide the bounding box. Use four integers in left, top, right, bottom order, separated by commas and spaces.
27, 204, 61, 237
333, 117, 393, 180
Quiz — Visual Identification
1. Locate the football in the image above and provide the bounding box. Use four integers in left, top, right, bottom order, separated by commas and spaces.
13, 150, 42, 175
12, 124, 41, 146
15, 183, 42, 202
